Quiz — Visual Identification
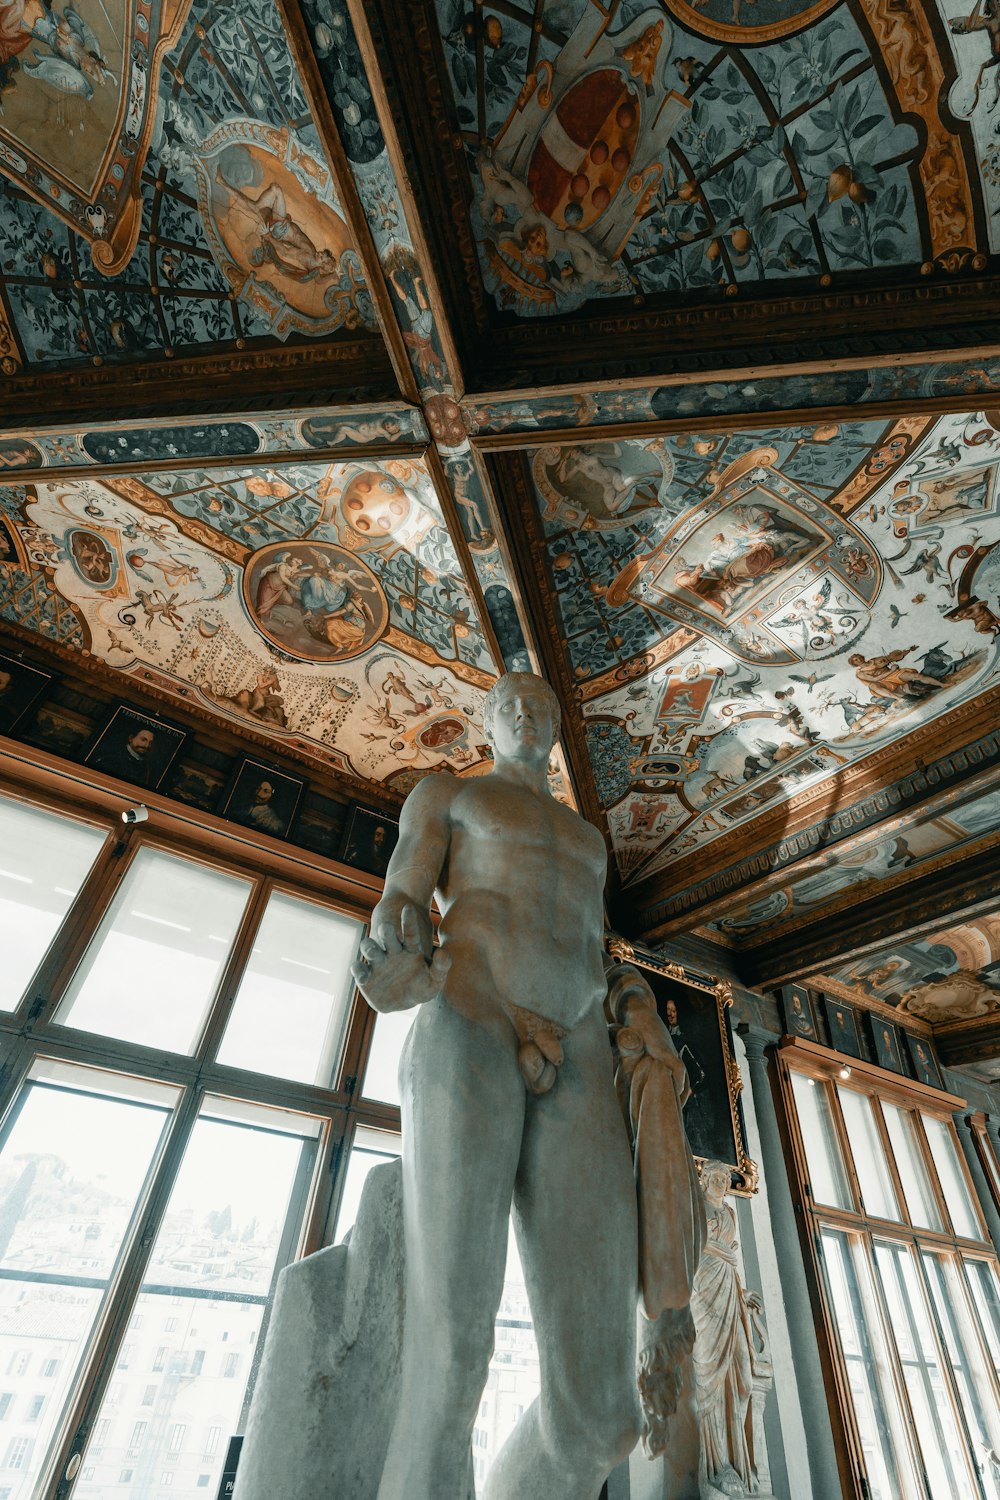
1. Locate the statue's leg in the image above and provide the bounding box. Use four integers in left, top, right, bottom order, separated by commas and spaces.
484, 1008, 641, 1500
377, 994, 525, 1500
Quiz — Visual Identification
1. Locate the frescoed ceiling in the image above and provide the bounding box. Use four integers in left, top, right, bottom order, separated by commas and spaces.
0, 460, 496, 790
0, 0, 999, 1071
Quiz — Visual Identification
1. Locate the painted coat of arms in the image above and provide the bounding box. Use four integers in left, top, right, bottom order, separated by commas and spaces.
0, 0, 192, 273
475, 5, 689, 314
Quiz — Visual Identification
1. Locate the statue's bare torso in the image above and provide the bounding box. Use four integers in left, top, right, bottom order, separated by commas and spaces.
427, 773, 608, 1027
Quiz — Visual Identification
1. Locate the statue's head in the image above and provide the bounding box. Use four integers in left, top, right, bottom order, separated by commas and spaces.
700, 1160, 731, 1204
482, 672, 561, 756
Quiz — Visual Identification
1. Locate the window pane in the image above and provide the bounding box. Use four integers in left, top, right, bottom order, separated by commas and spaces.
789, 1073, 852, 1209
881, 1103, 943, 1231
476, 1226, 541, 1496
874, 1241, 979, 1500
818, 1229, 912, 1500
0, 1063, 176, 1499
838, 1089, 899, 1221
56, 849, 251, 1053
922, 1117, 982, 1241
0, 797, 104, 1012
75, 1099, 318, 1500
335, 1127, 401, 1243
216, 893, 361, 1086
964, 1259, 1000, 1382
922, 1252, 1000, 1500
361, 1008, 416, 1106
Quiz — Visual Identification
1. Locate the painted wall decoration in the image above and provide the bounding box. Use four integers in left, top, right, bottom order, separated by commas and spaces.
434, 0, 986, 316
0, 461, 497, 787
526, 410, 1000, 885
819, 913, 1000, 1024
0, 0, 375, 373
708, 783, 1000, 939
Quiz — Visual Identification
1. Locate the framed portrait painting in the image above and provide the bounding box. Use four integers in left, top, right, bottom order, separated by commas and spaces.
607, 938, 756, 1194
222, 758, 305, 841
340, 807, 400, 877
85, 705, 186, 791
822, 996, 863, 1059
870, 1016, 905, 1075
781, 984, 819, 1042
905, 1033, 944, 1089
0, 652, 53, 736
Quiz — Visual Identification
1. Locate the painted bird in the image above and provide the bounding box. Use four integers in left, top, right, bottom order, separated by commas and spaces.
789, 671, 834, 692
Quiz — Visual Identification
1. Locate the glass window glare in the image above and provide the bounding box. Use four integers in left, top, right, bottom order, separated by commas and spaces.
0, 796, 105, 1013
361, 1008, 416, 1107
921, 1252, 1000, 1500
837, 1088, 900, 1222
215, 891, 362, 1086
921, 1116, 983, 1241
0, 1064, 176, 1499
788, 1072, 852, 1209
74, 1099, 321, 1500
873, 1241, 979, 1500
818, 1230, 912, 1500
56, 848, 252, 1054
881, 1102, 943, 1231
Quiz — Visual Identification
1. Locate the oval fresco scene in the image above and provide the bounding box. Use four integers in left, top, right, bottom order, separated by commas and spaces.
243, 541, 389, 663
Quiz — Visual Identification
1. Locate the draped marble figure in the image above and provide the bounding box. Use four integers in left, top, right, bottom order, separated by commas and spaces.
351, 671, 705, 1500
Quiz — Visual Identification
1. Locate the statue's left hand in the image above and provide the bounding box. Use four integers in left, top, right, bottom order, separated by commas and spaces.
623, 999, 691, 1106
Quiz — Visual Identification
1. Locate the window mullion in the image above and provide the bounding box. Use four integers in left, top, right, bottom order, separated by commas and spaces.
46, 1083, 203, 1500
191, 874, 274, 1066
913, 1249, 991, 1500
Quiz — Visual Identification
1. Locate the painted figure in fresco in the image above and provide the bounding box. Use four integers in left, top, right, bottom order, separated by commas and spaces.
205, 669, 287, 729
673, 505, 813, 614
216, 169, 339, 283
0, 0, 114, 98
849, 646, 945, 702
300, 553, 375, 652
949, 0, 1000, 116
254, 551, 306, 619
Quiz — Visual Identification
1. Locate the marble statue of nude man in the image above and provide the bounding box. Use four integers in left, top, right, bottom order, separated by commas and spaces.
352, 671, 688, 1500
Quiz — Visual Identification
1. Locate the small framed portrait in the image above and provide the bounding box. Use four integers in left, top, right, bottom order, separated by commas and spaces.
870, 1016, 905, 1075
822, 996, 863, 1059
294, 792, 348, 859
781, 984, 819, 1041
340, 807, 399, 877
85, 705, 186, 790
905, 1033, 944, 1089
0, 652, 53, 735
222, 758, 304, 841
166, 758, 227, 814
606, 939, 756, 1194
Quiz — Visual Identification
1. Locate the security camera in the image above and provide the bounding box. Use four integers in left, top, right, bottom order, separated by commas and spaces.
122, 805, 148, 825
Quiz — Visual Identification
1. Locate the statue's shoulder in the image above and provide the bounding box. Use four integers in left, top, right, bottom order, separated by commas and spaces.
551, 793, 607, 859
400, 771, 463, 820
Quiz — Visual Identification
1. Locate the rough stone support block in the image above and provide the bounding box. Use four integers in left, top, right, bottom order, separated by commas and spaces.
233, 1159, 405, 1500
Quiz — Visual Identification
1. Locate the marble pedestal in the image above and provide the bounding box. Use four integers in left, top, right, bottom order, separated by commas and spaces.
232, 1160, 407, 1500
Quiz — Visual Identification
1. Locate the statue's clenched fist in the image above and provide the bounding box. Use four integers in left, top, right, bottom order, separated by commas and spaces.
351, 901, 451, 1015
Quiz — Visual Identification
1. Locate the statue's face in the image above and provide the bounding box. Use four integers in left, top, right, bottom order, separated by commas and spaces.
489, 681, 556, 762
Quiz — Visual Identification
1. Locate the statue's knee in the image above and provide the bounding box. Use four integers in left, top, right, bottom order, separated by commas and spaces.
549, 1386, 642, 1470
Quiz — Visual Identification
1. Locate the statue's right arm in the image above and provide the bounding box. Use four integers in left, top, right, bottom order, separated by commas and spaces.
369, 775, 454, 960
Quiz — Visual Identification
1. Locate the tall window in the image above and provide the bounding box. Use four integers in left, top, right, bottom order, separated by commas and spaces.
782, 1046, 1000, 1500
0, 783, 377, 1499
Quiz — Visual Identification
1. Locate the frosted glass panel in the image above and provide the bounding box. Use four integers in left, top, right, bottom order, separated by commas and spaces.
789, 1072, 852, 1209
882, 1103, 943, 1231
216, 892, 361, 1085
56, 848, 251, 1053
922, 1116, 982, 1241
0, 796, 104, 1011
838, 1088, 899, 1221
362, 1007, 416, 1106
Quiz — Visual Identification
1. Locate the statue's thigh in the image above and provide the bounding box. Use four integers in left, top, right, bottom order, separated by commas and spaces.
513, 1013, 638, 1385
398, 998, 527, 1299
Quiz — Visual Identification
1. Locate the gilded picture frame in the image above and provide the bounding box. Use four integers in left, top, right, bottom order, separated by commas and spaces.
606, 937, 757, 1195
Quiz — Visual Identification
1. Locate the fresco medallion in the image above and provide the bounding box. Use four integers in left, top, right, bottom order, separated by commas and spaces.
195, 121, 363, 337
243, 541, 389, 664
